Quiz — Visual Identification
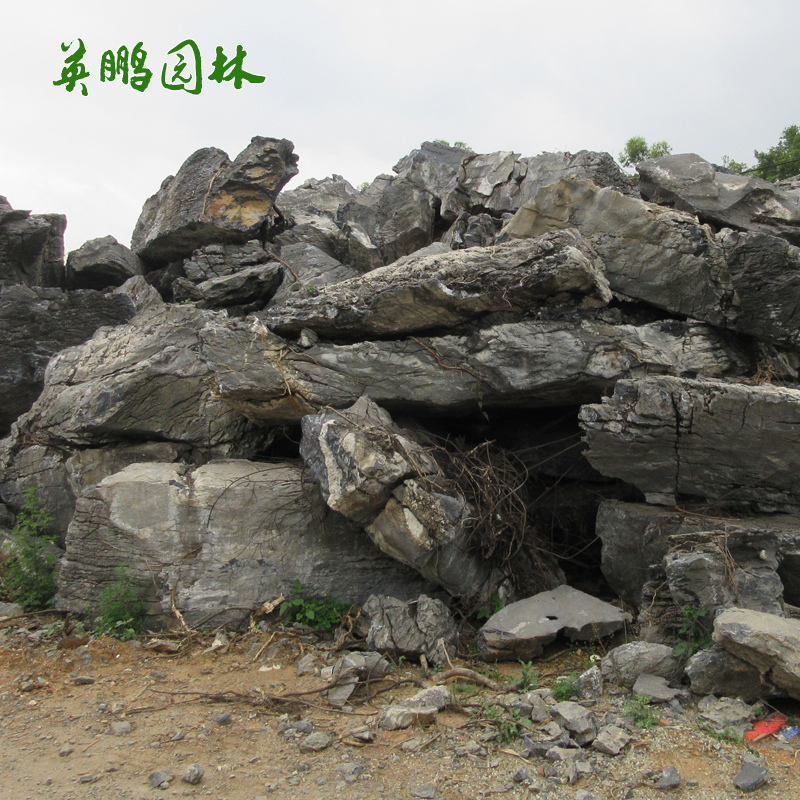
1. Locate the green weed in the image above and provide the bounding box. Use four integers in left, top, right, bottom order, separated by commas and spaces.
511, 659, 539, 691
551, 671, 579, 702
0, 488, 57, 611
94, 565, 147, 640
672, 604, 713, 659
625, 694, 661, 729
279, 580, 348, 631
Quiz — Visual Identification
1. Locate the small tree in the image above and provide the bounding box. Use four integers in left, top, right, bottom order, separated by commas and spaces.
619, 136, 672, 168
752, 125, 800, 182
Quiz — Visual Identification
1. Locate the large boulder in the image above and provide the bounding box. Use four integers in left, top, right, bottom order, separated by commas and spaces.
264, 230, 612, 339
713, 608, 800, 699
393, 141, 472, 199
55, 460, 433, 627
2, 302, 267, 452
595, 501, 800, 608
65, 235, 145, 290
300, 397, 504, 599
581, 376, 800, 512
0, 284, 136, 436
0, 196, 66, 287
501, 178, 733, 326
441, 150, 634, 221
131, 137, 298, 266
638, 153, 800, 245
208, 315, 750, 424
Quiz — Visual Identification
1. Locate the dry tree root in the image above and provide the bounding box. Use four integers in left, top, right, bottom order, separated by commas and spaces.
435, 667, 502, 692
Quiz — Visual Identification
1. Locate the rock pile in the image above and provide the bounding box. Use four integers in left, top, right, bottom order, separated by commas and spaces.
3, 137, 800, 701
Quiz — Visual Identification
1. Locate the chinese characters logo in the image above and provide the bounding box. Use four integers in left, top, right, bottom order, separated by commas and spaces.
53, 39, 265, 96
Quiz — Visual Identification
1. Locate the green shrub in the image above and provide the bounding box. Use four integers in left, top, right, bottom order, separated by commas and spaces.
625, 694, 660, 729
672, 604, 712, 660
511, 659, 539, 691
279, 580, 349, 631
620, 136, 672, 168
551, 671, 579, 702
0, 488, 57, 611
94, 565, 147, 640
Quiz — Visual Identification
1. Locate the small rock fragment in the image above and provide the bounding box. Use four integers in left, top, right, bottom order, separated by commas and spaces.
655, 765, 681, 790
148, 770, 175, 790
299, 731, 332, 753
550, 701, 598, 745
78, 774, 99, 784
592, 725, 631, 756
733, 760, 769, 792
110, 721, 133, 736
412, 785, 438, 799
181, 763, 205, 785
72, 675, 95, 685
212, 712, 232, 725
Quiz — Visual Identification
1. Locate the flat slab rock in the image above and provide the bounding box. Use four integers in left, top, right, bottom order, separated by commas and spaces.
580, 376, 800, 512
477, 585, 630, 660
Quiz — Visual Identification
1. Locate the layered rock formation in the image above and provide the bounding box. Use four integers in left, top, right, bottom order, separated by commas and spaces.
2, 137, 800, 696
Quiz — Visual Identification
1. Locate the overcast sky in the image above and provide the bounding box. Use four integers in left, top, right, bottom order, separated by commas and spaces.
1, 0, 799, 254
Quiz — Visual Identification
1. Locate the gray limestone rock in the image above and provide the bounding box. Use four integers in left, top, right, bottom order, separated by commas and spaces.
393, 141, 472, 199
574, 666, 604, 701
632, 673, 684, 703
131, 137, 298, 266
0, 196, 66, 287
713, 608, 800, 698
581, 376, 800, 512
266, 242, 358, 308
733, 760, 769, 792
173, 261, 283, 312
478, 585, 630, 661
265, 230, 612, 339
591, 725, 631, 756
299, 732, 332, 753
549, 701, 598, 745
654, 765, 681, 790
685, 646, 774, 702
2, 302, 267, 451
181, 764, 204, 785
442, 212, 501, 250
501, 178, 733, 326
333, 220, 384, 272
65, 236, 145, 290
208, 315, 749, 424
182, 239, 274, 282
595, 501, 800, 609
55, 460, 432, 628
441, 150, 634, 221
639, 152, 800, 246
358, 594, 458, 665
696, 695, 759, 739
378, 686, 451, 731
600, 642, 682, 688
0, 284, 136, 435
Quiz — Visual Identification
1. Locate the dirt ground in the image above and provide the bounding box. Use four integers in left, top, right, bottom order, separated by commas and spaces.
2, 615, 800, 800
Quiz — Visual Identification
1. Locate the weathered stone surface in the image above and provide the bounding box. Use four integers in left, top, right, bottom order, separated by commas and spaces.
378, 686, 450, 731
696, 695, 759, 739
733, 760, 768, 793
3, 303, 267, 451
266, 242, 358, 308
478, 585, 630, 661
299, 397, 502, 598
182, 240, 274, 283
639, 153, 800, 246
337, 174, 436, 265
685, 646, 775, 702
581, 376, 800, 512
718, 229, 800, 349
393, 141, 472, 199
591, 725, 631, 756
0, 284, 136, 435
632, 673, 684, 703
173, 262, 283, 312
501, 178, 734, 325
358, 594, 458, 665
442, 212, 503, 250
442, 151, 634, 221
596, 501, 800, 608
276, 175, 358, 228
655, 765, 681, 790
333, 220, 384, 272
131, 137, 298, 265
0, 196, 66, 287
265, 230, 612, 339
366, 478, 503, 600
299, 396, 437, 524
714, 608, 800, 698
55, 460, 432, 627
209, 315, 749, 424
550, 700, 598, 745
600, 642, 682, 688
65, 236, 145, 290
